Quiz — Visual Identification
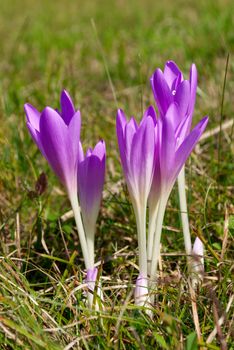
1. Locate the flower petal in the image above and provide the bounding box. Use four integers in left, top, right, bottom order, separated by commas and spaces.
92, 140, 106, 160
163, 60, 182, 89
24, 103, 40, 131
26, 121, 45, 156
174, 80, 190, 121
173, 116, 208, 180
39, 107, 76, 190
151, 68, 173, 116
67, 110, 81, 166
163, 102, 180, 133
125, 117, 138, 162
160, 106, 177, 185
130, 116, 155, 202
116, 109, 128, 175
188, 63, 197, 117
79, 141, 84, 162
175, 113, 191, 148
60, 90, 76, 125
142, 105, 157, 126
78, 142, 106, 233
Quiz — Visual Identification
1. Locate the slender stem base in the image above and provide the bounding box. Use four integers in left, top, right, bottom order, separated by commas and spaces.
150, 196, 168, 282
133, 200, 149, 306
177, 166, 192, 256
69, 193, 91, 270
69, 193, 103, 309
147, 202, 159, 271
134, 201, 148, 279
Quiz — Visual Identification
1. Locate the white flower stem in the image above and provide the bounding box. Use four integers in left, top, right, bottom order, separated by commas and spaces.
69, 193, 92, 270
147, 202, 159, 271
86, 228, 95, 268
177, 166, 192, 256
150, 196, 168, 281
134, 201, 148, 280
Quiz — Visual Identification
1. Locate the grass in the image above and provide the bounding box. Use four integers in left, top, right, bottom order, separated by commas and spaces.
0, 0, 233, 348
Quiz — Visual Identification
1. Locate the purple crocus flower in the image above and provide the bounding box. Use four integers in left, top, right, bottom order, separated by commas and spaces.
25, 90, 80, 198
78, 140, 106, 266
151, 60, 197, 132
25, 90, 94, 272
25, 90, 106, 308
116, 109, 155, 208
150, 61, 201, 261
116, 108, 155, 301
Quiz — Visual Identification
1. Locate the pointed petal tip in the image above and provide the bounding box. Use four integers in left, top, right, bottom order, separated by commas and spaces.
24, 102, 31, 111
198, 115, 209, 130
24, 103, 41, 130
42, 106, 56, 115
116, 108, 127, 122
191, 63, 197, 71
24, 103, 33, 120
166, 59, 176, 66
92, 140, 106, 160
61, 89, 70, 99
154, 67, 163, 78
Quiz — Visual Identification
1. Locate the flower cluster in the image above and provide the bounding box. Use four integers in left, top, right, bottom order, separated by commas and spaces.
25, 90, 105, 308
116, 61, 207, 305
25, 60, 207, 310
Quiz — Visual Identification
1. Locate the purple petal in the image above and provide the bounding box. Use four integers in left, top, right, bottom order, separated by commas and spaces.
160, 107, 176, 184
130, 116, 155, 201
151, 68, 173, 116
116, 109, 128, 175
142, 105, 157, 126
92, 140, 106, 160
174, 80, 190, 121
78, 142, 106, 232
188, 63, 198, 117
79, 141, 84, 162
39, 107, 77, 191
173, 116, 208, 180
163, 60, 182, 89
24, 104, 40, 131
149, 119, 162, 206
163, 102, 180, 133
26, 121, 45, 156
172, 71, 183, 91
125, 117, 138, 162
67, 110, 81, 166
60, 90, 75, 125
175, 113, 191, 148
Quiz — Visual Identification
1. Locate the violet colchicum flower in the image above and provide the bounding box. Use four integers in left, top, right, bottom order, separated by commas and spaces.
149, 103, 208, 281
78, 140, 106, 267
78, 140, 106, 308
151, 61, 198, 258
25, 91, 91, 269
116, 109, 155, 305
25, 91, 105, 307
151, 60, 197, 125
